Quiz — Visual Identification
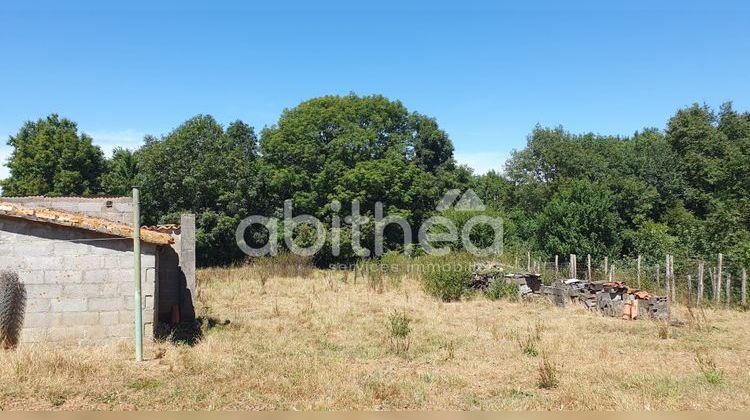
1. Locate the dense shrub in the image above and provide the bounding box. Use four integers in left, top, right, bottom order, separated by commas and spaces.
419, 257, 473, 302
485, 279, 518, 301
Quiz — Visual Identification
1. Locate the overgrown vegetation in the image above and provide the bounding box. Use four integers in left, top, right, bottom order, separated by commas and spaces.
1, 266, 749, 409
418, 256, 474, 302
486, 279, 518, 301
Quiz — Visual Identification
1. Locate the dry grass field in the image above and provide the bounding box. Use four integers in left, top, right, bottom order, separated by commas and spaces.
1, 265, 750, 410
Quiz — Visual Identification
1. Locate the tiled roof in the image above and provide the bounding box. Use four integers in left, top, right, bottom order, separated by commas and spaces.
0, 201, 173, 245
144, 224, 181, 234
0, 195, 131, 200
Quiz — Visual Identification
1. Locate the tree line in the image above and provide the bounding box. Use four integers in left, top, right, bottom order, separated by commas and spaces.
2, 95, 748, 268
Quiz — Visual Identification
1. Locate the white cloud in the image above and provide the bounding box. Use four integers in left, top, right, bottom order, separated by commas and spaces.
454, 151, 508, 175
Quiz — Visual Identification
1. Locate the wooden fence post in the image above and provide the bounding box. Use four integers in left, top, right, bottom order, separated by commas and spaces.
554, 255, 559, 278
609, 264, 615, 282
716, 253, 723, 305
587, 254, 592, 281
697, 261, 704, 306
727, 274, 732, 306
527, 251, 531, 272
742, 268, 747, 306
637, 255, 642, 289
669, 255, 677, 301
604, 257, 609, 279
569, 254, 577, 279
665, 255, 671, 300
671, 255, 676, 303
656, 264, 660, 288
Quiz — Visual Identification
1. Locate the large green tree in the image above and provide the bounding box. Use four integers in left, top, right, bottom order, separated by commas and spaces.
136, 115, 264, 266
665, 104, 731, 217
4, 100, 749, 268
101, 148, 138, 196
534, 179, 623, 259
490, 102, 750, 264
1, 114, 105, 196
260, 94, 460, 262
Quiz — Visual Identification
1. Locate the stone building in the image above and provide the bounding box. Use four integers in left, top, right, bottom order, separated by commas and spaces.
0, 196, 196, 345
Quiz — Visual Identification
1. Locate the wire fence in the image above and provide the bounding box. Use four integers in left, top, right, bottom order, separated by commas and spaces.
507, 251, 748, 309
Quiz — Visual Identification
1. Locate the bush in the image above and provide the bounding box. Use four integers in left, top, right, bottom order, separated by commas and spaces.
419, 258, 473, 302
379, 251, 410, 286
485, 279, 518, 301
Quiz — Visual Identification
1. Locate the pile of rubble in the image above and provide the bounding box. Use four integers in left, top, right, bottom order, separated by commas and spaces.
540, 279, 670, 320
473, 262, 543, 295
472, 263, 670, 320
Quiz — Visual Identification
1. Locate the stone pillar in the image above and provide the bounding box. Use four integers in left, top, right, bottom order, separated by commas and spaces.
180, 214, 196, 321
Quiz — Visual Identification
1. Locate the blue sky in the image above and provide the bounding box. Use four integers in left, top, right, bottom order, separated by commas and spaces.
1, 0, 749, 179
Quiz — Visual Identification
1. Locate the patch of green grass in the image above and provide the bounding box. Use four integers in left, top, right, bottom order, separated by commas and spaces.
359, 372, 403, 403
695, 352, 724, 385
518, 336, 539, 357
127, 378, 161, 391
502, 388, 534, 399
46, 390, 67, 407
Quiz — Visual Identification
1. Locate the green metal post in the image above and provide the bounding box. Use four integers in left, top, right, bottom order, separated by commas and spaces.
133, 187, 143, 362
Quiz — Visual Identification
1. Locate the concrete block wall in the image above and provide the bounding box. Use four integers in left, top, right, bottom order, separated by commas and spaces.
0, 215, 156, 345
156, 214, 196, 323
0, 196, 133, 224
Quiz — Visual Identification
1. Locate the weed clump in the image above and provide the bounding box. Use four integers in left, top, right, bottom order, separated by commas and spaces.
695, 352, 723, 385
516, 320, 544, 357
367, 270, 385, 294
537, 355, 560, 389
387, 310, 412, 354
657, 322, 670, 340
